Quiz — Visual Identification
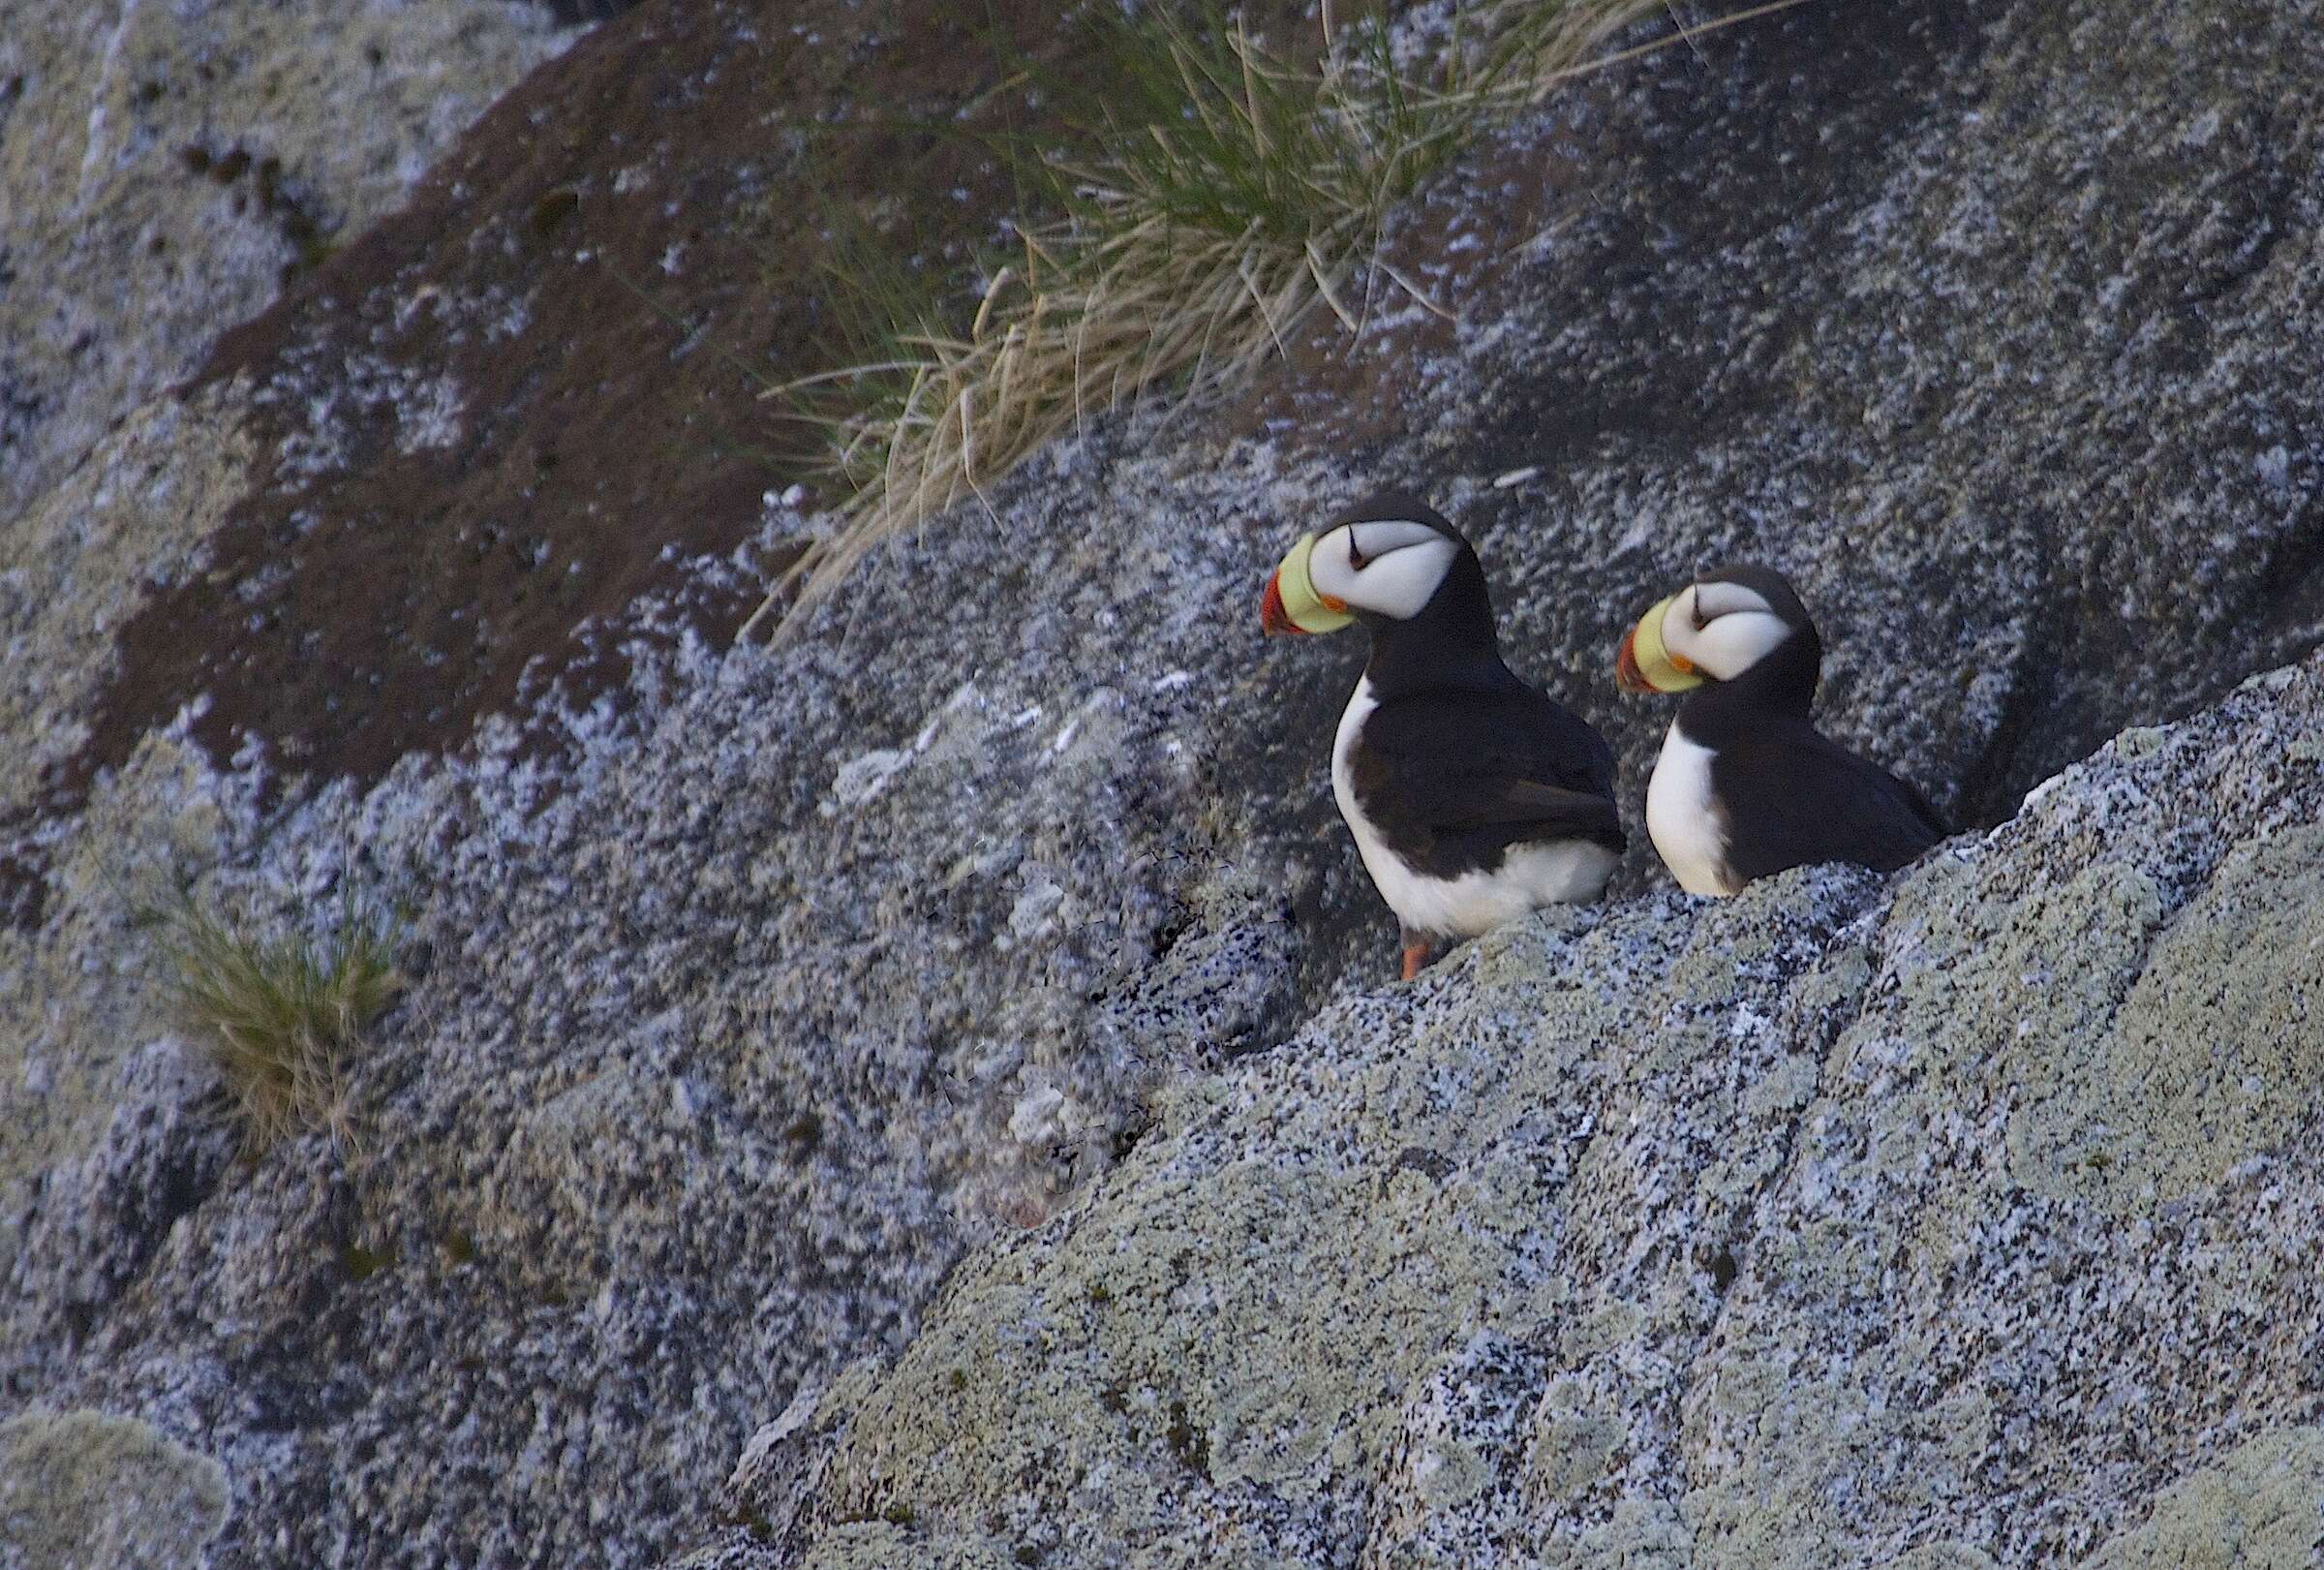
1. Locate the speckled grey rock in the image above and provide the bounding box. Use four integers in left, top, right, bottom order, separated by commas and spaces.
0, 0, 567, 529
722, 654, 2324, 1568
0, 444, 1315, 1566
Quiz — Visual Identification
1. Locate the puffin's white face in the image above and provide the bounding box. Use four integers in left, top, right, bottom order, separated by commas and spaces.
1617, 577, 1797, 691
1262, 517, 1459, 635
1659, 580, 1795, 680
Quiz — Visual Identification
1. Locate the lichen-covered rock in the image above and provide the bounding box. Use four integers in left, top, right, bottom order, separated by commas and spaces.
0, 732, 254, 1367
0, 385, 250, 764
2080, 1428, 2324, 1570
736, 654, 2324, 1567
0, 385, 257, 939
0, 0, 568, 528
0, 1407, 228, 1570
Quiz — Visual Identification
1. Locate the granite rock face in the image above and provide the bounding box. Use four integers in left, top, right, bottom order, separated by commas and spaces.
0, 0, 568, 529
3, 438, 1315, 1567
3, 0, 2323, 1567
710, 655, 2324, 1569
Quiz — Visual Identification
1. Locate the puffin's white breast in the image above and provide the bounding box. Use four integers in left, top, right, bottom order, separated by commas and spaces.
1332, 677, 1619, 938
1645, 720, 1737, 896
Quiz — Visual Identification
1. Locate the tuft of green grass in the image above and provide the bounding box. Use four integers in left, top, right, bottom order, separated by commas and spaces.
149, 891, 404, 1154
738, 0, 1788, 641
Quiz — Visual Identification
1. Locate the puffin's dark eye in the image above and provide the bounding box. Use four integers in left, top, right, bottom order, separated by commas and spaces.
1348, 531, 1371, 571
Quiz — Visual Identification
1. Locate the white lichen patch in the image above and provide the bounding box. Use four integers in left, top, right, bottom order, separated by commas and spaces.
392, 371, 464, 454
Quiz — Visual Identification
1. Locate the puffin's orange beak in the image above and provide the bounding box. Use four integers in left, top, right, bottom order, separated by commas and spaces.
1616, 624, 1651, 693
1261, 571, 1301, 636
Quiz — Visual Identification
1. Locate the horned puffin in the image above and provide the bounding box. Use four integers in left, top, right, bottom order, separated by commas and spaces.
1615, 566, 1945, 896
1262, 493, 1625, 980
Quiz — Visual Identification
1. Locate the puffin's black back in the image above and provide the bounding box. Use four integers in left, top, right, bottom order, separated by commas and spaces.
1709, 721, 1946, 881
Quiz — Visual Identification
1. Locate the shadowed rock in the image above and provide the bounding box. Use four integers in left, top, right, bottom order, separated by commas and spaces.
0, 0, 568, 530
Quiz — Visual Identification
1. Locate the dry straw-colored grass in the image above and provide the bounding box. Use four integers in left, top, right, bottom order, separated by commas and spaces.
152, 893, 403, 1154
740, 0, 1798, 642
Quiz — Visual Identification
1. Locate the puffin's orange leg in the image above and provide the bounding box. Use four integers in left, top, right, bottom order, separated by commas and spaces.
1400, 935, 1437, 982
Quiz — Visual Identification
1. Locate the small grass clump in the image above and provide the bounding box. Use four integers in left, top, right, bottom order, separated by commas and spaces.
149, 891, 404, 1153
740, 0, 1776, 639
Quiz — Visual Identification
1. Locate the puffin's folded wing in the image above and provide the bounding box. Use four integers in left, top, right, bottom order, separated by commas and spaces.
1427, 777, 1628, 848
1359, 692, 1626, 854
1720, 728, 1945, 883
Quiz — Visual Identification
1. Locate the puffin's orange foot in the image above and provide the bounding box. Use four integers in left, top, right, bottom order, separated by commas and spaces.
1400, 937, 1438, 982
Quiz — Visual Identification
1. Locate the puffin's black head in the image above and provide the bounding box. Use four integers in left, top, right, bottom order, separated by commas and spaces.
1260, 492, 1486, 639
1615, 564, 1819, 693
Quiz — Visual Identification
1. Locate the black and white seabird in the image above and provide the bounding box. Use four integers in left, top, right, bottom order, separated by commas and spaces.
1262, 493, 1625, 980
1614, 565, 1945, 896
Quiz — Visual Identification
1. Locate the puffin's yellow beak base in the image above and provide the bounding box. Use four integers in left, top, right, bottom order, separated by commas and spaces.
1617, 592, 1706, 693
1263, 534, 1355, 636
